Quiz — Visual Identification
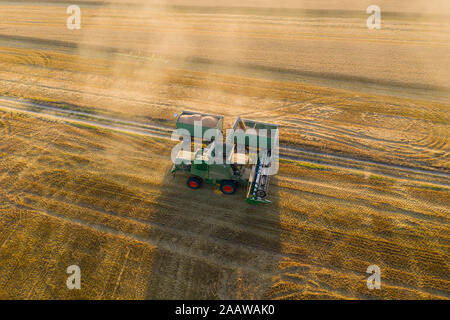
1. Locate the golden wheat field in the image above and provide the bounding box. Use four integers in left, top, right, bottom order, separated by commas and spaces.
0, 0, 449, 299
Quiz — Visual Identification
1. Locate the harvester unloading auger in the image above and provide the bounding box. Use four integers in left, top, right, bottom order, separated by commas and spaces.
171, 111, 279, 204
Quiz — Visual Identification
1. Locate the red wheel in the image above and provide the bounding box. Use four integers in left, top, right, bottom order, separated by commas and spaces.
189, 181, 199, 188
220, 180, 237, 195
187, 177, 202, 189
223, 185, 233, 193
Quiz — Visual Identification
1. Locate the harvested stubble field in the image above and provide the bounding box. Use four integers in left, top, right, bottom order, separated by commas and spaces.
0, 0, 449, 299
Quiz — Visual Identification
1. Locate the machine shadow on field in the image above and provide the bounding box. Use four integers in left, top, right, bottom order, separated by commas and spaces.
144, 162, 282, 299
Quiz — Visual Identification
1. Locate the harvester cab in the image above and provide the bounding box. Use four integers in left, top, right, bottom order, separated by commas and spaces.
171, 111, 279, 204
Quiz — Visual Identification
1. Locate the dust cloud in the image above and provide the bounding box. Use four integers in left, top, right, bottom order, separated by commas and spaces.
73, 0, 450, 117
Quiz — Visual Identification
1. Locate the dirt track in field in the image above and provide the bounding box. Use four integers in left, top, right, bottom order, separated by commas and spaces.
0, 0, 449, 300
0, 96, 448, 188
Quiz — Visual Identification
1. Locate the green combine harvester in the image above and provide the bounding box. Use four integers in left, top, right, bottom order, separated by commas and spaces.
171, 111, 279, 204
